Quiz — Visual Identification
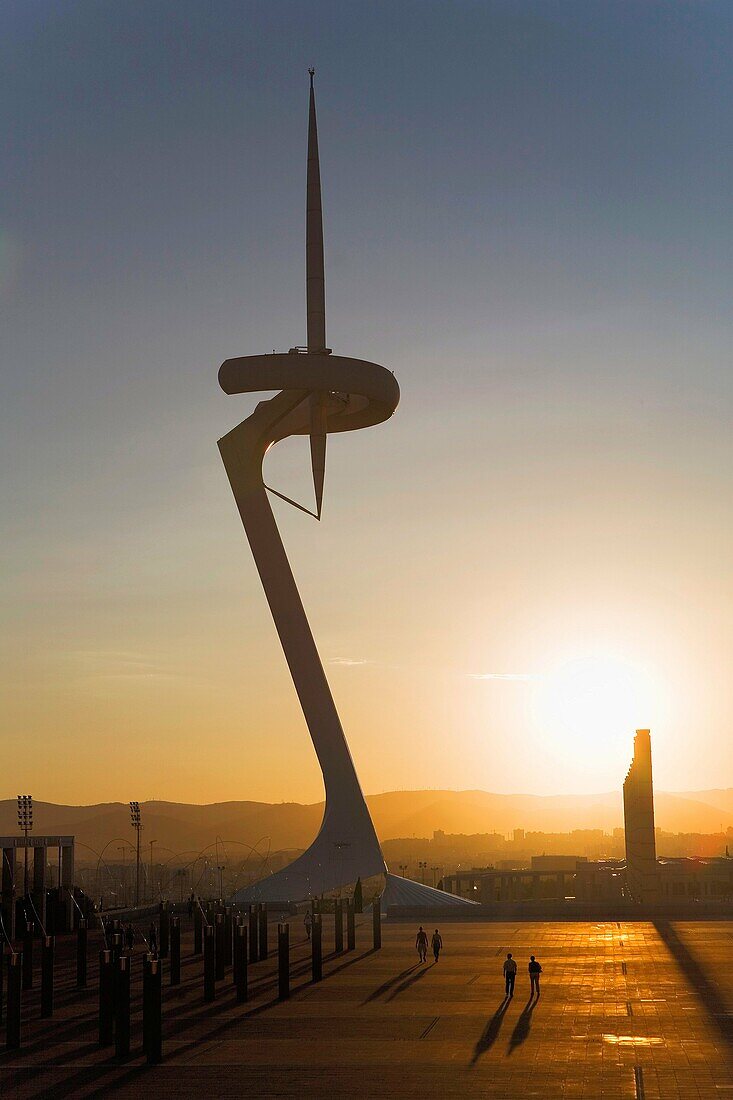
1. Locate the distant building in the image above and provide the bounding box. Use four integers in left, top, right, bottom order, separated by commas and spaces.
657, 857, 733, 901
531, 855, 586, 873
575, 859, 625, 903
513, 828, 525, 842
623, 729, 660, 903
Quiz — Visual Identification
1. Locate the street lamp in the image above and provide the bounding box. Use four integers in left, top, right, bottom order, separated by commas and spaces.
17, 795, 33, 896
149, 840, 157, 903
418, 860, 427, 885
399, 863, 408, 878
129, 802, 143, 906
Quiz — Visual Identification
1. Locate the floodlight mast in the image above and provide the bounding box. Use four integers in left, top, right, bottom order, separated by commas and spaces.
129, 801, 143, 907
17, 794, 33, 896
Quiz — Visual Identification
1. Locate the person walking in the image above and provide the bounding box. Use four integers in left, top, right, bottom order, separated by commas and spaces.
528, 954, 542, 997
416, 926, 429, 963
503, 952, 517, 997
148, 921, 158, 956
124, 922, 135, 953
304, 910, 312, 940
431, 928, 443, 962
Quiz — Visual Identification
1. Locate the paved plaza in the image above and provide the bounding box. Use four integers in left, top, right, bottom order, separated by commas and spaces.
2, 917, 733, 1098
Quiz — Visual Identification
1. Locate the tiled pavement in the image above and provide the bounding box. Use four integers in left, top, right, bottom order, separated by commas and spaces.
1, 918, 732, 1097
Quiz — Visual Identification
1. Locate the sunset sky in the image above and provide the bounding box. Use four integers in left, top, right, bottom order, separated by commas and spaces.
3, 1, 732, 805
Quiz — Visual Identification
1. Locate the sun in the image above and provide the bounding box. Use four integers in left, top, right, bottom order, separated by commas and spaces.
531, 654, 662, 779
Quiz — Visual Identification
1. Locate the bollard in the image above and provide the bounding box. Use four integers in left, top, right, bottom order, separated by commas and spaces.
76, 918, 88, 988
278, 923, 290, 1001
159, 904, 170, 959
232, 917, 240, 984
224, 907, 233, 968
111, 931, 123, 965
372, 899, 381, 949
170, 916, 181, 986
22, 922, 33, 990
215, 913, 226, 981
334, 899, 343, 953
6, 952, 22, 1049
203, 925, 216, 1002
258, 903, 268, 960
142, 955, 151, 1052
347, 899, 355, 952
193, 903, 202, 955
311, 914, 322, 982
248, 906, 259, 964
114, 955, 131, 1060
143, 954, 162, 1064
234, 923, 248, 1003
40, 935, 55, 1018
98, 949, 114, 1046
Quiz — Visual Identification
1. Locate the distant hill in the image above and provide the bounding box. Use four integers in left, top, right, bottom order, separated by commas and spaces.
1, 788, 731, 860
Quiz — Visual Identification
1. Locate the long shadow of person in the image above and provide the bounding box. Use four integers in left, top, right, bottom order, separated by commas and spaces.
506, 995, 537, 1055
362, 964, 419, 1004
470, 996, 511, 1065
387, 961, 436, 1000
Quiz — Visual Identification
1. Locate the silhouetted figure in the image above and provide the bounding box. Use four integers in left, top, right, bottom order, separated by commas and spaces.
125, 923, 134, 952
528, 954, 542, 996
432, 929, 443, 962
304, 911, 312, 940
415, 926, 428, 963
149, 921, 158, 955
503, 952, 517, 997
188, 893, 194, 918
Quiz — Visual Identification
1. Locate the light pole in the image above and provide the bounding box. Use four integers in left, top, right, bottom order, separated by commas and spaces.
418, 861, 427, 885
117, 846, 127, 906
149, 840, 157, 903
399, 863, 408, 878
129, 802, 143, 907
17, 795, 33, 896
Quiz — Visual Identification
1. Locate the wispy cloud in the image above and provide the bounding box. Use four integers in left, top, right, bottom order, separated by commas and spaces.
327, 657, 371, 667
468, 672, 538, 682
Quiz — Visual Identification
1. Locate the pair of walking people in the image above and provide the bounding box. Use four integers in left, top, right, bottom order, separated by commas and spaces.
415, 926, 442, 963
503, 952, 542, 997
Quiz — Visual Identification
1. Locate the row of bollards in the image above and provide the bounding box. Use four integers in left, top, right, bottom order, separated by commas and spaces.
3, 894, 382, 1056
97, 947, 162, 1063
